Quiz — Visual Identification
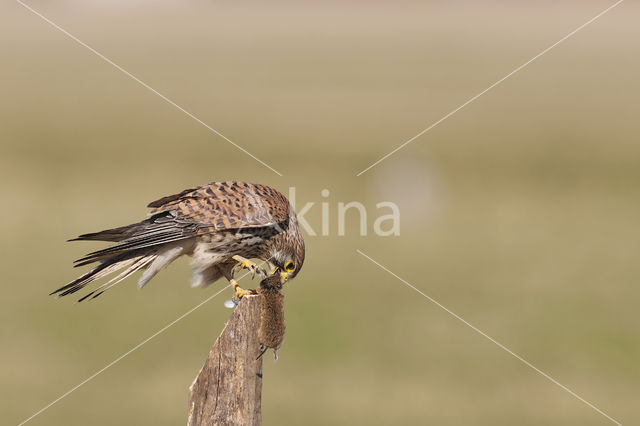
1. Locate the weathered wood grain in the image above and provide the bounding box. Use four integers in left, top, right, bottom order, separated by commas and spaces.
188, 295, 263, 426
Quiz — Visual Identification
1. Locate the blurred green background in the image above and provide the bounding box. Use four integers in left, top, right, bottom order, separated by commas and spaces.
1, 1, 639, 424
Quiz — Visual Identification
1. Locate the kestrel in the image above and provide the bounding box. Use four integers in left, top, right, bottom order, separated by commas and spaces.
52, 181, 305, 302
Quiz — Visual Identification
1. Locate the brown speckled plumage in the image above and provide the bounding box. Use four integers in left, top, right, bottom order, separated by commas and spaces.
148, 181, 290, 232
257, 274, 286, 361
52, 181, 305, 301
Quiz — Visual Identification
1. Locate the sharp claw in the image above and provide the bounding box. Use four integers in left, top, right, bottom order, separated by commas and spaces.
231, 255, 268, 280
234, 287, 257, 300
230, 277, 258, 301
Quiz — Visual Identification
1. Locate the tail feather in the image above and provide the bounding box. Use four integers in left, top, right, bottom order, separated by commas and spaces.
75, 255, 157, 302
51, 256, 127, 296
52, 251, 158, 301
57, 213, 197, 301
53, 254, 145, 298
138, 245, 186, 289
73, 232, 185, 266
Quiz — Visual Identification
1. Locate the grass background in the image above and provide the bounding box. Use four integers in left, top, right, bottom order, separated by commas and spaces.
1, 1, 638, 424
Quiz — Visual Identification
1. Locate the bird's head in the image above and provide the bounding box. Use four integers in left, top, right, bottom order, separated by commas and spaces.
269, 210, 305, 282
270, 243, 304, 282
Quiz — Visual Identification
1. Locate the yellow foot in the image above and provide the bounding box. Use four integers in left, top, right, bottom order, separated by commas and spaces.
230, 278, 257, 303
232, 255, 267, 280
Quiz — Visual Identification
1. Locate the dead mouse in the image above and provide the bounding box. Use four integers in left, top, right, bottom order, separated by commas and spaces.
257, 273, 285, 361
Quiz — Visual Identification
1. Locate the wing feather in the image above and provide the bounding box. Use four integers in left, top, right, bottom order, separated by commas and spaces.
72, 214, 196, 266
147, 181, 290, 231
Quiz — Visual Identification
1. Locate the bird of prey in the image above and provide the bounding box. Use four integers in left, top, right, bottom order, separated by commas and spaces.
52, 181, 305, 302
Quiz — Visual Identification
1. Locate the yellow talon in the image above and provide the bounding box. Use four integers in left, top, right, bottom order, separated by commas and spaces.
232, 255, 267, 279
230, 278, 257, 302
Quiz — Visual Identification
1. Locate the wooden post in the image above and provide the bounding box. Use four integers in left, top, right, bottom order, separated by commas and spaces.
188, 295, 263, 426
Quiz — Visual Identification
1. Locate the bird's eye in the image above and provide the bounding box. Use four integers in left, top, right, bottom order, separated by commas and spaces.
284, 260, 295, 272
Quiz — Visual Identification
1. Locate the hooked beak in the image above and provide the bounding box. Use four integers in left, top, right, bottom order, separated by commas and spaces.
269, 264, 290, 283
